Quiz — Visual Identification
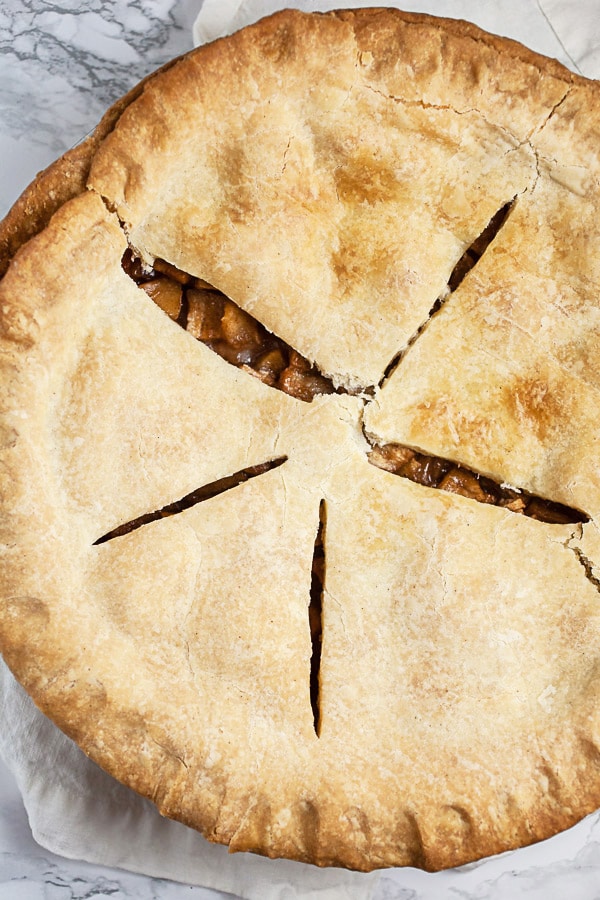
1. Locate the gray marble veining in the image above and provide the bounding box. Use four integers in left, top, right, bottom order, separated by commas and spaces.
0, 0, 199, 215
0, 852, 227, 900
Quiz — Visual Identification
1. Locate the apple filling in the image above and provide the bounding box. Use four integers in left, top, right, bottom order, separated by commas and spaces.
121, 250, 586, 527
122, 250, 335, 402
368, 444, 586, 525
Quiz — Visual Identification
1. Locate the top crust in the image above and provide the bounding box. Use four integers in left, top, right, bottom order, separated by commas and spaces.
87, 9, 573, 389
2, 7, 600, 874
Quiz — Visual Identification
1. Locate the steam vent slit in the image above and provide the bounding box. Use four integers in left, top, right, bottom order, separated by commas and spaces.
309, 499, 326, 737
94, 457, 287, 544
121, 250, 338, 402
448, 199, 513, 292
368, 444, 588, 525
379, 200, 514, 387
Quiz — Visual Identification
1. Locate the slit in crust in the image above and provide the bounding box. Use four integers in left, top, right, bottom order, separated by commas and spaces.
94, 457, 288, 544
121, 250, 338, 403
309, 499, 326, 737
368, 443, 588, 525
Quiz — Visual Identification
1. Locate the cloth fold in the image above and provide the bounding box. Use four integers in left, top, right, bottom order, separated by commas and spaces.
2, 0, 600, 896
0, 658, 377, 899
537, 0, 600, 77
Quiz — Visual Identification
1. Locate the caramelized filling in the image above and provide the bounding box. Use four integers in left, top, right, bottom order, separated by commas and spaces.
122, 250, 335, 402
122, 249, 586, 525
369, 444, 587, 525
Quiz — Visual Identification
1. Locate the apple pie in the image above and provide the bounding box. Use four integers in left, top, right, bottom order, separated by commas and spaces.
2, 7, 600, 873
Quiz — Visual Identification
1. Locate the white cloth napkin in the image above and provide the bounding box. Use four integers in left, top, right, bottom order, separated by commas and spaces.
537, 0, 600, 77
1, 1, 600, 897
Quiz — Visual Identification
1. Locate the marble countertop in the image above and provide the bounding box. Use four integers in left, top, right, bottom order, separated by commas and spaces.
0, 0, 200, 218
2, 1, 600, 897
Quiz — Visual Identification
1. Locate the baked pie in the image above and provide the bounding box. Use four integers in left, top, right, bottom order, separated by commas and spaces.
2, 6, 600, 874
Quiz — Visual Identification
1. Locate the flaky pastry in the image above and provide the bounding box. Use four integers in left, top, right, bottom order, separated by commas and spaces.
2, 8, 600, 873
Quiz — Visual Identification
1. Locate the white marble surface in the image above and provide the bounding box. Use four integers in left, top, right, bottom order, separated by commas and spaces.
0, 0, 200, 218
3, 1, 600, 897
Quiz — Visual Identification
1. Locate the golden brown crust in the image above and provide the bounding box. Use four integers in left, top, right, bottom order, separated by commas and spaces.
0, 54, 188, 278
3, 7, 600, 874
0, 141, 95, 280
87, 8, 577, 389
364, 101, 600, 517
335, 7, 576, 84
